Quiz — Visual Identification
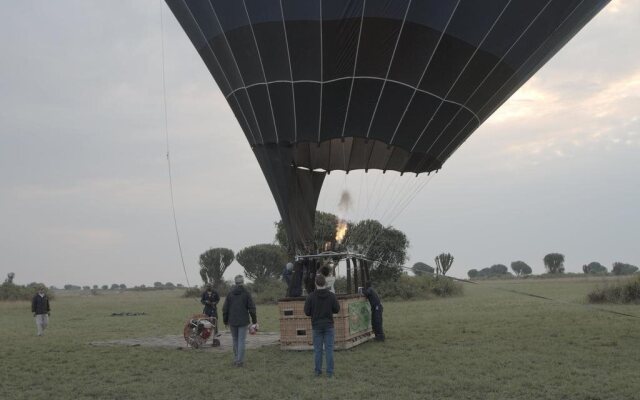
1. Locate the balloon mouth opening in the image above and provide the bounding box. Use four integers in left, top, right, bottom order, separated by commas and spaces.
257, 137, 442, 175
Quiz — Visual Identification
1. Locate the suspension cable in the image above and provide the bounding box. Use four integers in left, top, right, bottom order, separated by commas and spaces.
160, 0, 191, 288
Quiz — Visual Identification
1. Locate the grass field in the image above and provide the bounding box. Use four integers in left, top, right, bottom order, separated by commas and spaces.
1, 277, 639, 400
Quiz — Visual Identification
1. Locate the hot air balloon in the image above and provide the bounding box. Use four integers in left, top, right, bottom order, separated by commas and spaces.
166, 0, 609, 255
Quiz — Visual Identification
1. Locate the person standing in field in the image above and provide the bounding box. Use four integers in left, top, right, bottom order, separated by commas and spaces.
304, 274, 340, 377
201, 283, 220, 335
31, 286, 50, 336
282, 262, 293, 296
363, 281, 385, 341
320, 263, 336, 293
222, 275, 257, 367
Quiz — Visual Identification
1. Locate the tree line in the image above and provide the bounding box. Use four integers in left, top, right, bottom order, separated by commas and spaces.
465, 253, 638, 279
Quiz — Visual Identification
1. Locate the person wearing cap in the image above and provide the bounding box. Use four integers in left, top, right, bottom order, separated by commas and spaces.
31, 286, 51, 336
201, 283, 220, 335
363, 281, 385, 341
222, 275, 257, 367
304, 274, 340, 377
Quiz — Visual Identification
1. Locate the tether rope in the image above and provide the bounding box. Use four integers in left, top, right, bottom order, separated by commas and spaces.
389, 263, 640, 320
160, 0, 191, 289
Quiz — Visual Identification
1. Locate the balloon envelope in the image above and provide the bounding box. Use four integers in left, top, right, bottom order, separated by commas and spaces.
166, 0, 609, 252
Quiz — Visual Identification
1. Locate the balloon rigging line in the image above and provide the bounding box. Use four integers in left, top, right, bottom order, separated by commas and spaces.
381, 171, 425, 223
160, 0, 190, 289
401, 264, 640, 321
377, 173, 422, 225
367, 171, 402, 220
384, 173, 433, 226
361, 174, 434, 258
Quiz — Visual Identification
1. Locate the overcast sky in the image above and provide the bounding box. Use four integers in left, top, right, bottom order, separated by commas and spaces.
1, 1, 638, 288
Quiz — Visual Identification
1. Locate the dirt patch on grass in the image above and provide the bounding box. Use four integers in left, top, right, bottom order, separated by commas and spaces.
90, 331, 280, 351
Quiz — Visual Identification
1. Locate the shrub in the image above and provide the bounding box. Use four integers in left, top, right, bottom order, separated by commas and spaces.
0, 282, 53, 301
587, 276, 640, 304
182, 287, 202, 298
247, 278, 287, 304
612, 262, 639, 276
371, 275, 463, 300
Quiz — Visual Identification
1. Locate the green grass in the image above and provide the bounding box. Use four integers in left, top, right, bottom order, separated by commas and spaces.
1, 279, 639, 400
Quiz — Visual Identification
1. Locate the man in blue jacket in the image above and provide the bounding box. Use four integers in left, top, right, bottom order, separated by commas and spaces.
304, 274, 340, 377
222, 275, 257, 367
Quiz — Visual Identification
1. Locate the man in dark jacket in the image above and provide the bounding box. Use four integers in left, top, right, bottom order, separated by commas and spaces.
201, 283, 220, 334
222, 275, 257, 367
363, 281, 384, 341
304, 274, 340, 377
31, 286, 50, 336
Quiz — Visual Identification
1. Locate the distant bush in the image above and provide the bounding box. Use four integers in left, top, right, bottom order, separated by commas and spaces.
182, 281, 232, 299
470, 265, 514, 280
412, 262, 434, 276
583, 262, 608, 275
247, 278, 287, 304
1, 282, 53, 301
587, 276, 640, 304
511, 261, 533, 277
611, 262, 638, 276
373, 275, 463, 300
182, 287, 202, 298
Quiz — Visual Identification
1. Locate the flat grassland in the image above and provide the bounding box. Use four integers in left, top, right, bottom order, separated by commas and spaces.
1, 277, 639, 400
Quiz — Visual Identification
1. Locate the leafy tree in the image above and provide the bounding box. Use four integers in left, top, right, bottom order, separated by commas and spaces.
5, 272, 15, 284
275, 211, 339, 254
177, 283, 184, 288
101, 285, 108, 290
153, 282, 163, 288
583, 261, 607, 275
435, 253, 454, 276
110, 283, 119, 290
119, 284, 127, 290
199, 247, 235, 287
82, 286, 90, 291
412, 262, 434, 276
276, 214, 409, 282
467, 269, 479, 278
345, 219, 409, 282
543, 253, 565, 274
490, 264, 508, 275
511, 261, 532, 277
612, 262, 639, 276
236, 244, 288, 282
474, 265, 512, 278
92, 285, 98, 290
64, 284, 81, 290
164, 282, 175, 289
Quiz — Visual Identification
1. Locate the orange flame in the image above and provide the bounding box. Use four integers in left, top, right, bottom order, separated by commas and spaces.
335, 220, 348, 243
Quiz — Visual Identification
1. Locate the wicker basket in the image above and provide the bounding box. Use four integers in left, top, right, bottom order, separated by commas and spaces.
278, 296, 373, 350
